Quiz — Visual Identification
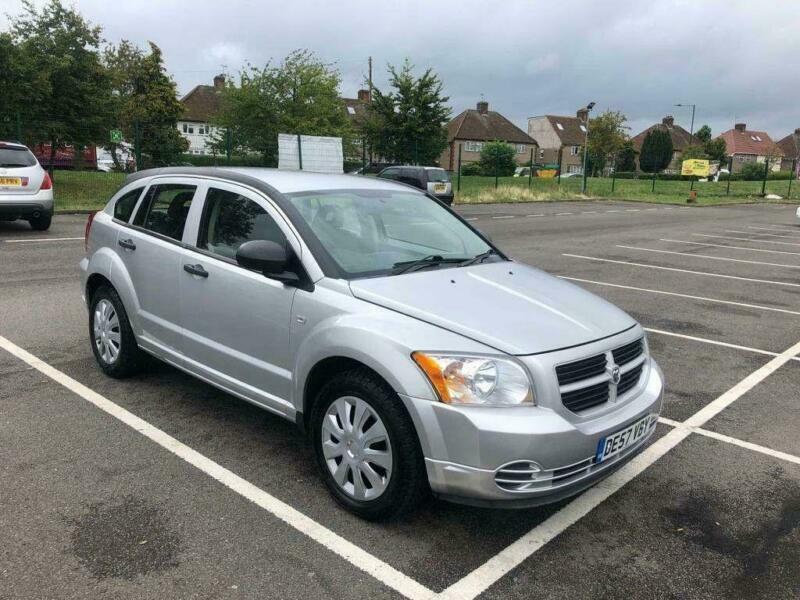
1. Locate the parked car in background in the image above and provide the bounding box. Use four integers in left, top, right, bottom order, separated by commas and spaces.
377, 166, 453, 205
349, 162, 397, 176
0, 141, 53, 230
559, 172, 581, 179
81, 167, 663, 520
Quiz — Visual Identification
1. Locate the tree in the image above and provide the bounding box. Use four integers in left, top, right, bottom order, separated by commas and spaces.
11, 0, 113, 167
363, 60, 450, 165
112, 42, 188, 167
695, 125, 712, 143
478, 141, 516, 176
680, 145, 706, 160
639, 129, 673, 173
587, 110, 629, 175
615, 140, 637, 172
212, 50, 351, 165
704, 137, 727, 164
103, 40, 145, 168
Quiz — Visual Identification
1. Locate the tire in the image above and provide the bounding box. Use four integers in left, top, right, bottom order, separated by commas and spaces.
89, 285, 146, 378
311, 369, 428, 521
28, 212, 52, 231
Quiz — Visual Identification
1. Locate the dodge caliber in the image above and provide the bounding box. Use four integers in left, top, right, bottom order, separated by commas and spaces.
80, 167, 664, 520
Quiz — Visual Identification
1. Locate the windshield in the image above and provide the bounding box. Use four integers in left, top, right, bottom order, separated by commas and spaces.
0, 147, 37, 168
287, 189, 494, 278
426, 169, 449, 182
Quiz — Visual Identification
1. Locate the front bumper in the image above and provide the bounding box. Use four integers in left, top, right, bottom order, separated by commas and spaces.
402, 355, 664, 508
0, 189, 54, 218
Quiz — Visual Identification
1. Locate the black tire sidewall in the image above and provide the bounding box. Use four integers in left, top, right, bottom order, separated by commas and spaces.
311, 370, 427, 520
88, 285, 142, 378
29, 213, 52, 231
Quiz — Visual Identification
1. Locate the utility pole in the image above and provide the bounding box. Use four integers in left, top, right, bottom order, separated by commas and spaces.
368, 56, 373, 102
581, 102, 595, 194
674, 103, 697, 138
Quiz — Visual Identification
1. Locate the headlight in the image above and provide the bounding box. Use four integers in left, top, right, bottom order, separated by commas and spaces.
411, 352, 534, 406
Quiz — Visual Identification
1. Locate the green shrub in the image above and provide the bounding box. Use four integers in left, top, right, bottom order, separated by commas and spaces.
740, 162, 766, 181
478, 141, 517, 176
460, 162, 483, 176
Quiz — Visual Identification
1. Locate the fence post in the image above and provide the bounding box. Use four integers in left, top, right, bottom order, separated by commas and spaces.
528, 148, 533, 189
651, 169, 656, 193
761, 157, 769, 195
611, 159, 617, 193
457, 144, 462, 193
726, 157, 733, 195
495, 158, 498, 189
226, 128, 232, 165
15, 111, 21, 141
788, 159, 796, 199
557, 148, 563, 185
134, 120, 141, 171
297, 133, 303, 170
361, 138, 367, 172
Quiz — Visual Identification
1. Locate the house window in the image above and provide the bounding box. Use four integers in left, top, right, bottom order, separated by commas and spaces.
567, 164, 582, 174
516, 144, 527, 154
347, 106, 356, 115
188, 126, 194, 134
198, 126, 205, 135
570, 145, 580, 156
182, 123, 188, 133
464, 141, 484, 153
556, 122, 564, 131
538, 149, 544, 159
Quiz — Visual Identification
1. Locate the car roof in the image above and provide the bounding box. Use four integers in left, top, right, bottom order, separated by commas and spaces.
125, 166, 418, 195
0, 141, 29, 150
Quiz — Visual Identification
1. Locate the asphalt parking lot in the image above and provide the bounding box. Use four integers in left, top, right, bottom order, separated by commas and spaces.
2, 199, 799, 599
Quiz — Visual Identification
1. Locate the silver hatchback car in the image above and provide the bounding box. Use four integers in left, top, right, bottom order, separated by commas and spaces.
81, 167, 663, 520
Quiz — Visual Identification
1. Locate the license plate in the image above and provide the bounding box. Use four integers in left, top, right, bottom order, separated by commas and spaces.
0, 177, 21, 187
595, 414, 656, 464
434, 183, 446, 193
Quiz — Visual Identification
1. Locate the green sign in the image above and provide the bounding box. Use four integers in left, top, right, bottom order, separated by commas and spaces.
109, 129, 123, 143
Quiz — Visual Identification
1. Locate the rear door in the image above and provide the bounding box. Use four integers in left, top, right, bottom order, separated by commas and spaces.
178, 181, 299, 415
424, 169, 452, 197
117, 177, 200, 359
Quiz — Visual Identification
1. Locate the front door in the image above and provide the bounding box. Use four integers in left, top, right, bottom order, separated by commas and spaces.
179, 182, 298, 416
117, 178, 199, 357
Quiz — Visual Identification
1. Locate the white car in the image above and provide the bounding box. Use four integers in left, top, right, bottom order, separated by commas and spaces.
0, 141, 53, 230
796, 206, 800, 223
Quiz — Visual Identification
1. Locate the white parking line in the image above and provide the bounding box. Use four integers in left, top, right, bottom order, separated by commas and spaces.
657, 417, 800, 466
559, 275, 800, 317
616, 244, 800, 270
562, 254, 800, 288
726, 229, 800, 239
492, 216, 515, 220
527, 214, 545, 217
747, 225, 800, 234
464, 217, 478, 222
0, 335, 436, 600
2, 236, 84, 243
438, 337, 800, 600
556, 212, 573, 216
660, 239, 800, 257
625, 209, 640, 212
692, 233, 800, 247
643, 327, 800, 362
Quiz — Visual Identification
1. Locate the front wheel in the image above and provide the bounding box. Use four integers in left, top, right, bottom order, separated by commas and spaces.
311, 369, 428, 521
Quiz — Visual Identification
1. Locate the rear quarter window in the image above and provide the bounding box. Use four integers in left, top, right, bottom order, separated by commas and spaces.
112, 187, 144, 222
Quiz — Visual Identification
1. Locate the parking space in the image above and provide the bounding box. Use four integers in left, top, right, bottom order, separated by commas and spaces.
2, 200, 799, 598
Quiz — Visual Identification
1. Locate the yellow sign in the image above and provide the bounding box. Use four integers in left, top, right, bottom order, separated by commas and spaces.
681, 159, 710, 177
538, 169, 557, 179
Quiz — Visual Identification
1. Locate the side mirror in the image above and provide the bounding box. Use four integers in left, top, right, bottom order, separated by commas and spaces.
236, 240, 290, 274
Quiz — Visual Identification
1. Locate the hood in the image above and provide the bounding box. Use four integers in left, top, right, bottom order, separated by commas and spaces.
349, 261, 636, 355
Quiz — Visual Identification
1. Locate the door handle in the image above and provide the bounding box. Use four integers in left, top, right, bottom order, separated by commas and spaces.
183, 263, 209, 278
118, 238, 136, 251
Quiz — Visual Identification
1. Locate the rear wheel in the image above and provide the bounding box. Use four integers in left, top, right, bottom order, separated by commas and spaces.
89, 285, 146, 378
28, 212, 51, 231
311, 369, 428, 520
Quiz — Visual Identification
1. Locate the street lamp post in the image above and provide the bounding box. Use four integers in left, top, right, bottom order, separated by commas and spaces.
581, 101, 595, 193
674, 103, 696, 138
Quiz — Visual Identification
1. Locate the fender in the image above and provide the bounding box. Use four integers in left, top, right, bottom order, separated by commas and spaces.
86, 245, 143, 337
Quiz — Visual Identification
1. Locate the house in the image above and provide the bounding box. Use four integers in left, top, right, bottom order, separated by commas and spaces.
341, 89, 370, 162
717, 123, 783, 173
527, 109, 589, 175
630, 116, 699, 174
440, 101, 537, 171
177, 74, 225, 155
776, 128, 800, 173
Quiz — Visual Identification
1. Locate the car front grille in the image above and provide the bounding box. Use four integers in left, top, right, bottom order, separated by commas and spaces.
556, 337, 646, 413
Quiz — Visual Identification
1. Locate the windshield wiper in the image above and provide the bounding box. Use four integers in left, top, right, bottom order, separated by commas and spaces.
391, 254, 466, 275
459, 248, 499, 267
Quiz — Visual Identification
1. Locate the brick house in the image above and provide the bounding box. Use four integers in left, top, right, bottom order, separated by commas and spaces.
527, 109, 590, 175
177, 74, 225, 155
440, 101, 537, 171
630, 115, 699, 174
776, 128, 800, 173
717, 123, 783, 173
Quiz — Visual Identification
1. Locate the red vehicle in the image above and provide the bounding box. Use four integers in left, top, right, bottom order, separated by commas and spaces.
31, 143, 97, 169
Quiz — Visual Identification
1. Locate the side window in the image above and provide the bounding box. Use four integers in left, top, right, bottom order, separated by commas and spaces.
133, 183, 197, 241
399, 169, 422, 188
197, 188, 286, 260
381, 168, 398, 180
113, 187, 144, 222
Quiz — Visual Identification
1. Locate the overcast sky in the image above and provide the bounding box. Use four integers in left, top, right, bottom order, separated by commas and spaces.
2, 0, 798, 140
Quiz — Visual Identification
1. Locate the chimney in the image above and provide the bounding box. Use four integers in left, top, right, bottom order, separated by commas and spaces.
357, 89, 370, 102
213, 74, 226, 90
795, 128, 800, 135
477, 100, 489, 115
662, 115, 674, 127
734, 123, 746, 132
576, 108, 589, 122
